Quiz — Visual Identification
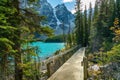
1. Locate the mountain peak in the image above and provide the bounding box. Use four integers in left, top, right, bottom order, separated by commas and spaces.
55, 3, 67, 10
37, 0, 75, 35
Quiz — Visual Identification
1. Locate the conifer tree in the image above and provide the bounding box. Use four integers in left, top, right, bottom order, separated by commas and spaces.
75, 0, 84, 46
115, 0, 120, 22
92, 0, 99, 21
0, 0, 53, 80
67, 22, 72, 47
88, 2, 92, 45
84, 5, 88, 47
90, 0, 107, 51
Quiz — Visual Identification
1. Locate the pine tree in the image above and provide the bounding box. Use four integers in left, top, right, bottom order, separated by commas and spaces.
89, 0, 99, 52
115, 0, 120, 22
80, 13, 84, 46
84, 5, 88, 47
90, 0, 107, 51
0, 0, 53, 79
67, 21, 72, 47
75, 0, 84, 46
92, 0, 99, 21
88, 2, 92, 45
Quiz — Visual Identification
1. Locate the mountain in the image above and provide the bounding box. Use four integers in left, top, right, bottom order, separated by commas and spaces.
38, 0, 75, 35
39, 0, 57, 29
55, 4, 74, 24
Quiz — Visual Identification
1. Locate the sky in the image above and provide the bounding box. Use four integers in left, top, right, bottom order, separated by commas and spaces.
47, 0, 96, 14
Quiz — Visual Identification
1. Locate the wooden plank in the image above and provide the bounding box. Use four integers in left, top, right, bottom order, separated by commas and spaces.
47, 48, 85, 80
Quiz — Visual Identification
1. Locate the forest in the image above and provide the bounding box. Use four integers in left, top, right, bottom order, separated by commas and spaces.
0, 0, 120, 80
75, 0, 120, 79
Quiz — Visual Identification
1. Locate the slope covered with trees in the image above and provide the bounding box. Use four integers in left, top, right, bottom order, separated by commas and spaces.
0, 0, 53, 80
74, 0, 120, 79
0, 0, 120, 79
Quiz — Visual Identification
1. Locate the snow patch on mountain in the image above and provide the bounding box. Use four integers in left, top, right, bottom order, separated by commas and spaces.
38, 0, 75, 35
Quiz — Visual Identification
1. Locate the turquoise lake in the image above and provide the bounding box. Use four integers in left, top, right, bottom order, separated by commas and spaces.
31, 42, 65, 59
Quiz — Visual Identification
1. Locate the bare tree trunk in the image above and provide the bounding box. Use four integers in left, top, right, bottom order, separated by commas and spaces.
14, 42, 23, 80
1, 54, 7, 80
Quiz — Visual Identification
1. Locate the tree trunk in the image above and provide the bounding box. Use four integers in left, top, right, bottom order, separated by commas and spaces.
15, 51, 23, 80
13, 0, 23, 80
14, 34, 23, 80
1, 54, 7, 80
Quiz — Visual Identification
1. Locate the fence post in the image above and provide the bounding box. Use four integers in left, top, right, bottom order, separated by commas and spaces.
84, 57, 88, 80
47, 62, 51, 77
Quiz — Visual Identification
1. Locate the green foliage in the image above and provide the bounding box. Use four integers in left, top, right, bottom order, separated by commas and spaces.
45, 35, 65, 42
84, 0, 120, 79
0, 38, 14, 45
66, 33, 73, 47
75, 0, 89, 47
88, 2, 92, 45
89, 0, 117, 52
107, 44, 120, 62
0, 0, 53, 79
102, 41, 113, 51
40, 26, 54, 37
75, 11, 84, 46
83, 6, 88, 46
92, 0, 98, 21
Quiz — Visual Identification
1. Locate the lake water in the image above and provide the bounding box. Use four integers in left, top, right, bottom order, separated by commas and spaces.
31, 42, 65, 59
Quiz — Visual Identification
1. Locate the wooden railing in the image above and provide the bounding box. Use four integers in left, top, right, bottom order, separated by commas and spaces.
47, 47, 85, 80
45, 45, 80, 77
83, 47, 88, 80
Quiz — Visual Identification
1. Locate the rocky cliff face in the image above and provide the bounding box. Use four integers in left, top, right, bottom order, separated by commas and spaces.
55, 4, 74, 24
20, 0, 75, 35
54, 4, 75, 35
39, 0, 57, 29
38, 0, 75, 35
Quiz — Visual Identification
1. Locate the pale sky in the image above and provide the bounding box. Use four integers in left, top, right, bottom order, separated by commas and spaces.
82, 0, 96, 9
63, 0, 73, 3
68, 0, 96, 13
48, 0, 96, 14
